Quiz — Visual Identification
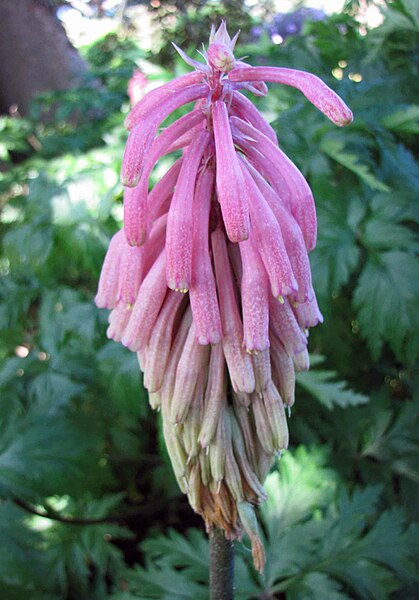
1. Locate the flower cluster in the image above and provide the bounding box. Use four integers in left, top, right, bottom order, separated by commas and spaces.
95, 22, 352, 571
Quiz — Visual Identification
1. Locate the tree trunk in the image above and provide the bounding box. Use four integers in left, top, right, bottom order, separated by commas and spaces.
0, 0, 89, 115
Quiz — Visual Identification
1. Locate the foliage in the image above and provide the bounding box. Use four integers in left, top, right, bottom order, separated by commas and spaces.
0, 1, 418, 598
109, 451, 418, 600
148, 0, 257, 66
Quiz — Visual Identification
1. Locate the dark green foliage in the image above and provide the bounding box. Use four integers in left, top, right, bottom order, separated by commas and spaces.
0, 2, 418, 598
149, 0, 257, 66
109, 452, 417, 599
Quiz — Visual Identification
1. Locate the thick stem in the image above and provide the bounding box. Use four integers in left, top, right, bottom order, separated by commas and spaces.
209, 528, 234, 600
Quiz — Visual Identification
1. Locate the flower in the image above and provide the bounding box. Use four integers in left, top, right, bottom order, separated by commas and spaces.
95, 21, 352, 572
127, 69, 149, 107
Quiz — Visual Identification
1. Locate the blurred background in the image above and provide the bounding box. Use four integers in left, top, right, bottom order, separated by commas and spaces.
0, 1, 418, 598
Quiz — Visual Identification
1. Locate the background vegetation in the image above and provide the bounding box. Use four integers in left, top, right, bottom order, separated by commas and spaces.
0, 1, 418, 598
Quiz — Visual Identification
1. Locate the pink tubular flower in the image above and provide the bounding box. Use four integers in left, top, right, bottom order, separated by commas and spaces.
95, 21, 352, 572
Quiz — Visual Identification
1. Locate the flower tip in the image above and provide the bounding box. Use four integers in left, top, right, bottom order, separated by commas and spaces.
94, 294, 105, 309
207, 42, 235, 73
168, 278, 189, 293
121, 171, 140, 188
123, 114, 132, 130
229, 227, 250, 244
340, 109, 354, 127
196, 331, 222, 345
251, 536, 266, 574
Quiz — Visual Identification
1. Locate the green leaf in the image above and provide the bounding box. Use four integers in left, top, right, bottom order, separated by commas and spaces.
381, 105, 419, 134
311, 196, 363, 295
0, 503, 60, 600
287, 572, 351, 600
0, 414, 90, 497
321, 138, 390, 192
262, 447, 336, 534
266, 485, 415, 600
362, 218, 417, 251
96, 342, 145, 415
361, 402, 419, 484
114, 564, 208, 600
42, 496, 131, 598
141, 529, 208, 581
361, 191, 418, 253
39, 288, 98, 354
297, 364, 369, 410
390, 0, 419, 28
3, 223, 53, 274
28, 371, 86, 412
354, 251, 419, 361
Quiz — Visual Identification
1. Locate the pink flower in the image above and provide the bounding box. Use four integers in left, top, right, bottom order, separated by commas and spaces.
127, 69, 149, 107
95, 21, 352, 572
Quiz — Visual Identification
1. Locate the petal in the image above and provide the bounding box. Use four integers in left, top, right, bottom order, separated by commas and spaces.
198, 343, 226, 448
239, 236, 270, 352
165, 120, 206, 154
232, 129, 292, 206
270, 335, 295, 407
212, 100, 250, 242
179, 373, 205, 461
142, 291, 186, 393
148, 158, 182, 222
166, 130, 210, 292
125, 112, 204, 246
231, 91, 277, 143
212, 228, 255, 393
252, 349, 272, 393
224, 414, 245, 502
119, 243, 143, 305
123, 183, 148, 246
121, 249, 168, 351
121, 122, 156, 187
293, 348, 310, 372
233, 404, 259, 472
233, 116, 317, 252
209, 414, 227, 484
189, 167, 222, 345
124, 71, 206, 130
142, 109, 205, 190
95, 230, 125, 309
247, 161, 315, 301
231, 80, 268, 97
251, 394, 275, 455
141, 214, 167, 278
269, 296, 307, 357
107, 302, 132, 343
292, 295, 324, 329
261, 381, 289, 450
229, 410, 267, 502
170, 322, 210, 424
160, 307, 193, 403
240, 162, 298, 298
229, 66, 353, 127
121, 83, 209, 186
237, 501, 266, 575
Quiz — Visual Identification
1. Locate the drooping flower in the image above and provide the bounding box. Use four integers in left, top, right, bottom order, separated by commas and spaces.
95, 22, 352, 572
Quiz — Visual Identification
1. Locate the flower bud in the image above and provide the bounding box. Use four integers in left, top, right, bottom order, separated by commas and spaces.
207, 42, 235, 72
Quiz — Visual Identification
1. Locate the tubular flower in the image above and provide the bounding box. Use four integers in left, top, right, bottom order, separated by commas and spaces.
95, 21, 352, 572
